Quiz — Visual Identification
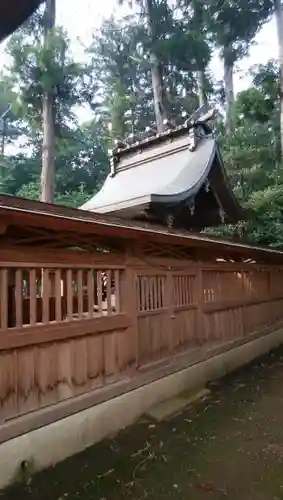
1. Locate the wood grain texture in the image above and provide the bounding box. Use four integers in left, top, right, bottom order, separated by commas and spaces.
1, 247, 283, 438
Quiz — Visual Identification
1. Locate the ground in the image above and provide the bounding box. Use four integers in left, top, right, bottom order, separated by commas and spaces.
3, 346, 283, 500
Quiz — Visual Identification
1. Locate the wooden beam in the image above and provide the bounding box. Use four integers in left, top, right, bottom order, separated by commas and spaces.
0, 314, 130, 350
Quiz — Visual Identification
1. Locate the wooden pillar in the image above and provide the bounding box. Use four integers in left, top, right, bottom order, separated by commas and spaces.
164, 267, 174, 355
241, 268, 247, 336
120, 256, 139, 369
196, 261, 204, 346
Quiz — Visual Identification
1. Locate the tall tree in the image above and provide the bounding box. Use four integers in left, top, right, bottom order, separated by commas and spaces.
118, 0, 169, 132
191, 0, 209, 110
41, 0, 56, 202
3, 11, 103, 203
89, 17, 152, 141
205, 62, 283, 246
144, 0, 167, 131
274, 0, 283, 156
207, 0, 273, 134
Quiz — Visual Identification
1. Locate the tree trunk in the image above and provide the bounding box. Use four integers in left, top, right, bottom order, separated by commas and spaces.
41, 0, 56, 203
144, 0, 166, 133
196, 70, 208, 111
1, 117, 6, 155
192, 0, 208, 112
223, 47, 234, 135
275, 0, 283, 157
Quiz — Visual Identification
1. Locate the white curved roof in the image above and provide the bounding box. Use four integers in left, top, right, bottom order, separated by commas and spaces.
81, 134, 216, 214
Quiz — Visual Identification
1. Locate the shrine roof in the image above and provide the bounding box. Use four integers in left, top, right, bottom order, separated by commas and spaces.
81, 116, 245, 230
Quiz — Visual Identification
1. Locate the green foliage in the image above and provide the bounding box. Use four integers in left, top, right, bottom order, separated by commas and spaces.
235, 88, 275, 124
206, 72, 283, 246
205, 0, 273, 64
0, 13, 108, 202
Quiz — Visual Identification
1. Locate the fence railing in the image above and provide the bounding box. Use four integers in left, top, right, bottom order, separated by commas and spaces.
0, 264, 123, 330
1, 249, 283, 436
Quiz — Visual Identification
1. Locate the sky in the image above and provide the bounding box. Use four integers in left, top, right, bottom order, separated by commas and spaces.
55, 0, 279, 93
0, 0, 279, 121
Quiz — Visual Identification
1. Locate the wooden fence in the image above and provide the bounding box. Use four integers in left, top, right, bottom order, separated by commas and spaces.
0, 246, 283, 441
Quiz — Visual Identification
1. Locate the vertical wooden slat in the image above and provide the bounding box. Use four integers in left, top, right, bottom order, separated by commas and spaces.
66, 269, 73, 321
148, 277, 153, 310
241, 270, 247, 336
15, 269, 23, 327
180, 276, 184, 306
29, 269, 36, 326
55, 269, 62, 322
171, 276, 175, 307
152, 276, 156, 309
182, 276, 186, 305
114, 270, 120, 313
189, 275, 193, 304
106, 270, 112, 314
97, 271, 103, 313
144, 276, 150, 311
87, 269, 94, 318
77, 269, 83, 318
161, 276, 165, 309
156, 276, 160, 309
148, 276, 153, 310
174, 276, 178, 306
196, 263, 204, 344
152, 275, 157, 309
183, 276, 188, 305
141, 276, 145, 311
177, 276, 181, 306
0, 268, 8, 329
181, 276, 185, 305
165, 270, 173, 352
42, 269, 50, 324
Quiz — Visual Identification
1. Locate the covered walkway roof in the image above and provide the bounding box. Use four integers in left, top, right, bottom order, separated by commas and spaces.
0, 0, 43, 42
0, 194, 282, 264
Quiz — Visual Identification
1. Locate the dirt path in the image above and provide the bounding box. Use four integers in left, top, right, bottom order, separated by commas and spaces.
3, 346, 283, 500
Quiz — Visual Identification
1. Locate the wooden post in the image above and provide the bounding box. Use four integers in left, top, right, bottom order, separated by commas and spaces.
196, 262, 204, 346
120, 258, 139, 369
0, 268, 8, 329
241, 268, 247, 336
165, 267, 174, 355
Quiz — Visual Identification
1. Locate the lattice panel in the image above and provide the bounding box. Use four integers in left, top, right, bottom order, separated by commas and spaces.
203, 270, 244, 302
172, 274, 196, 306
137, 275, 165, 311
0, 266, 121, 329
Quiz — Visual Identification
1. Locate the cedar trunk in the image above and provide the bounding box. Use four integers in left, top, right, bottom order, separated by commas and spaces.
275, 0, 283, 157
196, 70, 208, 111
41, 0, 56, 203
223, 47, 234, 135
144, 0, 166, 133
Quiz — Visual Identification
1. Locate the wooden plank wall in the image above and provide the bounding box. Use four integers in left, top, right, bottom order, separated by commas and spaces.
1, 247, 283, 437
0, 250, 135, 424
134, 262, 283, 366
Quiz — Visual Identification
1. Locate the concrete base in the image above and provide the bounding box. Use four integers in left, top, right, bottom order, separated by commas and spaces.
0, 327, 282, 490
145, 388, 211, 422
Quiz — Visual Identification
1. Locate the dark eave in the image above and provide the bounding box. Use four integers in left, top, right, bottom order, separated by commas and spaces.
0, 0, 43, 42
